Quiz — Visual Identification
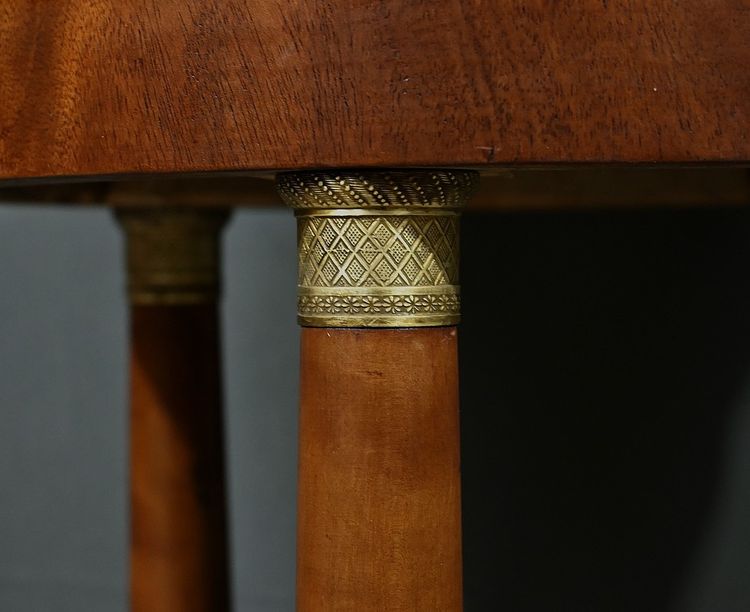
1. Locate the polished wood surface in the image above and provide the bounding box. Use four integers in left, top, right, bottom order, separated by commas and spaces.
1, 1, 748, 182
130, 305, 229, 612
298, 327, 462, 610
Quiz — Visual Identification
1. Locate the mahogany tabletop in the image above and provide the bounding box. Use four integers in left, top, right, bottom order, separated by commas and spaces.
1, 1, 748, 186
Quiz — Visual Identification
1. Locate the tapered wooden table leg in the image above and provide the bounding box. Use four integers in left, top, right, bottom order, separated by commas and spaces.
278, 170, 478, 611
117, 210, 231, 612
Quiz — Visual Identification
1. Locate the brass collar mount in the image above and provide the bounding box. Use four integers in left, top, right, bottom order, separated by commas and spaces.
115, 209, 230, 305
277, 170, 479, 328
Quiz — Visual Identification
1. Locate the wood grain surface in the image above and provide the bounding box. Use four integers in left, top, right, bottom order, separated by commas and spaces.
1, 1, 748, 182
298, 327, 462, 611
130, 305, 229, 612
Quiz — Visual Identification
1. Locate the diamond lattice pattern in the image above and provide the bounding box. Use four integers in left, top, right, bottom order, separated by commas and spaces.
299, 216, 459, 287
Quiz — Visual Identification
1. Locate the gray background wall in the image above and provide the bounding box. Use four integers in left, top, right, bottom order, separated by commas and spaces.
1, 204, 749, 611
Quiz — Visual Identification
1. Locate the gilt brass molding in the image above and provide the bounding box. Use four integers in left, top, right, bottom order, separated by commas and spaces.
115, 209, 230, 305
277, 170, 478, 328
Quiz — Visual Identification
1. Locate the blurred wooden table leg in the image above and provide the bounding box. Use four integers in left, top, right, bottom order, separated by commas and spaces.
278, 170, 478, 611
116, 209, 231, 612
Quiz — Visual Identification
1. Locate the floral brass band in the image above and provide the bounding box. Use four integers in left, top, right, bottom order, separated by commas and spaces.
115, 209, 229, 305
277, 170, 478, 328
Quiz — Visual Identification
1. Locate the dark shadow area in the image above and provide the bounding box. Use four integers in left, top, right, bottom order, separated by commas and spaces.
460, 208, 750, 611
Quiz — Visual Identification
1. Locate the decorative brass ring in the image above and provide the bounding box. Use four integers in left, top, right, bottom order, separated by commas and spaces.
115, 209, 229, 305
277, 169, 478, 328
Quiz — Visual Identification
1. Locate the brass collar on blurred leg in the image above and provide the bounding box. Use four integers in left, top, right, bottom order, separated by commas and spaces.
115, 209, 229, 305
